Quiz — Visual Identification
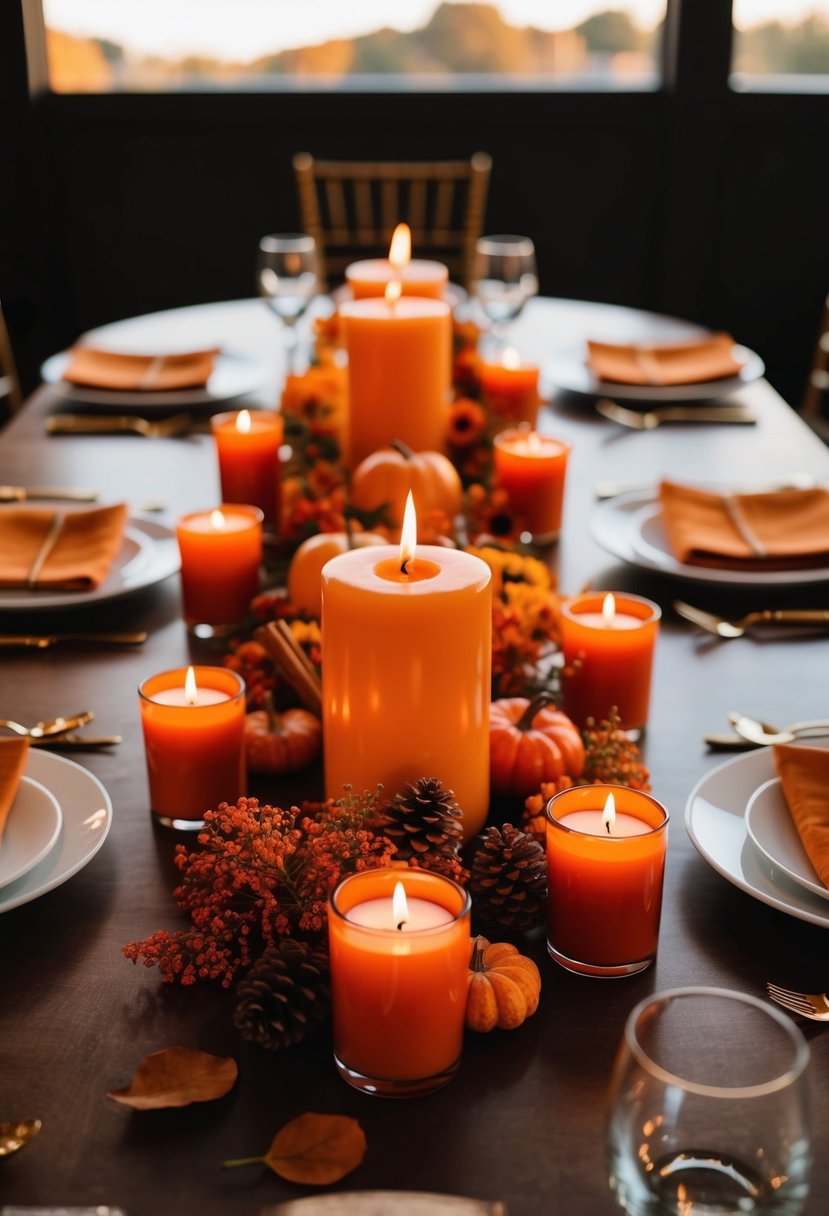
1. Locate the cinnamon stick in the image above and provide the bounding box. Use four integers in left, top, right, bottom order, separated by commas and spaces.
254, 622, 322, 717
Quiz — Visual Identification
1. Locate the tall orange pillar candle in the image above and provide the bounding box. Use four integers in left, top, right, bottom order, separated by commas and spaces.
481, 349, 541, 427
322, 496, 491, 841
138, 665, 246, 830
560, 592, 660, 731
345, 222, 448, 299
176, 505, 263, 632
546, 785, 668, 977
493, 427, 571, 542
342, 283, 452, 469
211, 408, 283, 528
329, 868, 472, 1096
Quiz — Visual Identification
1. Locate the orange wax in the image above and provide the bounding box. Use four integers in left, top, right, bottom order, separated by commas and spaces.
480, 359, 541, 427
341, 296, 452, 468
546, 784, 669, 977
138, 666, 246, 826
211, 410, 283, 527
321, 544, 491, 841
560, 592, 660, 731
176, 505, 263, 627
492, 427, 571, 540
345, 258, 448, 300
329, 868, 472, 1092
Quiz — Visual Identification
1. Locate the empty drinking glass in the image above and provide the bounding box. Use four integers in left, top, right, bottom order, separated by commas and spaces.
471, 234, 538, 351
257, 233, 319, 373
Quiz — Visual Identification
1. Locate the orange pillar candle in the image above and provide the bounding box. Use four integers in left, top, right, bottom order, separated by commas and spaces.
345, 222, 448, 300
560, 592, 661, 731
329, 868, 472, 1096
211, 408, 283, 528
321, 496, 491, 841
138, 665, 246, 830
546, 785, 669, 977
493, 427, 571, 542
176, 505, 263, 632
342, 284, 452, 469
481, 349, 541, 427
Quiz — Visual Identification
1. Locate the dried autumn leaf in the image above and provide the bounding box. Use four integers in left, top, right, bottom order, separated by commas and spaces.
107, 1046, 238, 1110
223, 1112, 366, 1184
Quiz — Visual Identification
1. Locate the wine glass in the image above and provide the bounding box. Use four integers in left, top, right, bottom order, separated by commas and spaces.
471, 234, 539, 352
607, 987, 811, 1216
257, 233, 319, 373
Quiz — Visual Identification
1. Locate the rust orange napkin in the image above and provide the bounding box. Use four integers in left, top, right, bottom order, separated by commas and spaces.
774, 743, 829, 888
0, 737, 30, 845
0, 503, 129, 590
658, 479, 829, 570
62, 346, 219, 391
586, 332, 742, 386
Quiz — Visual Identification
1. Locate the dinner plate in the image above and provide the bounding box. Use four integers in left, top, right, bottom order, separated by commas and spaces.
591, 490, 829, 586
685, 747, 829, 928
0, 516, 180, 611
745, 777, 829, 903
0, 776, 63, 890
544, 342, 764, 402
0, 749, 112, 913
41, 349, 265, 412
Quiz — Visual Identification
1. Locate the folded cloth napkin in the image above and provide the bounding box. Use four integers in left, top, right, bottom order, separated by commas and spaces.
774, 742, 829, 888
586, 332, 742, 386
62, 346, 219, 391
0, 503, 129, 590
0, 737, 30, 845
658, 479, 829, 570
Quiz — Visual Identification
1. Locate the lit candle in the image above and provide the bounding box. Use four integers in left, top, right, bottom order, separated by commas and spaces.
321, 493, 491, 841
176, 505, 263, 631
345, 222, 449, 299
341, 281, 452, 468
211, 408, 284, 528
480, 348, 541, 428
546, 785, 669, 977
560, 592, 661, 731
328, 868, 472, 1096
138, 665, 246, 830
492, 426, 571, 542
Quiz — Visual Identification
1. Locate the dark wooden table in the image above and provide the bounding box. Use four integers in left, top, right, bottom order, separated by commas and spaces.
1, 298, 827, 1216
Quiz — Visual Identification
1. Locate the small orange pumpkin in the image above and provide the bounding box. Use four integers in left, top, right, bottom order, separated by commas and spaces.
489, 693, 585, 797
466, 936, 541, 1032
287, 530, 387, 618
350, 440, 462, 539
244, 697, 322, 775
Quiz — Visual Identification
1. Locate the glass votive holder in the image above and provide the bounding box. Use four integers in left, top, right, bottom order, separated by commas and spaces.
559, 591, 661, 733
138, 665, 246, 831
480, 352, 540, 428
211, 409, 283, 529
492, 426, 570, 544
328, 868, 472, 1098
546, 784, 668, 977
176, 504, 263, 638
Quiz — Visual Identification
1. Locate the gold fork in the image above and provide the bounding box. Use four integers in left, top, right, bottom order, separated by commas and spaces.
46, 412, 198, 438
595, 398, 757, 430
767, 983, 829, 1022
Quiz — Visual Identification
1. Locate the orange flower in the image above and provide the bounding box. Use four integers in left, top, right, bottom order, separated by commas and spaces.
447, 397, 487, 448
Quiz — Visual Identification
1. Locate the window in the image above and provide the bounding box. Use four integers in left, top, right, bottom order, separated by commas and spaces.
731, 1, 829, 90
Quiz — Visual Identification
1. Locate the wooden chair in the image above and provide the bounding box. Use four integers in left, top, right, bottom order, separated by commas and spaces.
802, 291, 829, 438
293, 151, 492, 291
0, 301, 23, 419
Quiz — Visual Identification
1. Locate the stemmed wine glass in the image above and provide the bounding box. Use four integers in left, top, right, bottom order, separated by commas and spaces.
471, 234, 539, 353
257, 233, 320, 374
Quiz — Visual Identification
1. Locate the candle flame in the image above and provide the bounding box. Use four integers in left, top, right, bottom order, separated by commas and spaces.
502, 346, 521, 370
602, 593, 616, 625
527, 430, 542, 453
211, 509, 226, 530
385, 278, 403, 306
236, 409, 251, 434
393, 880, 409, 930
603, 792, 616, 835
184, 665, 199, 706
399, 491, 417, 573
388, 222, 411, 270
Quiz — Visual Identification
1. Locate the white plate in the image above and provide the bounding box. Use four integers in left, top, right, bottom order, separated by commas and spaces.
0, 749, 112, 913
41, 349, 265, 412
746, 777, 829, 903
685, 747, 829, 928
0, 776, 63, 890
544, 343, 764, 401
591, 490, 829, 586
0, 516, 180, 611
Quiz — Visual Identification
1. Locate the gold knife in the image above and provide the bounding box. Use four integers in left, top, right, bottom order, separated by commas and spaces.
0, 632, 148, 648
0, 484, 99, 503
30, 733, 123, 748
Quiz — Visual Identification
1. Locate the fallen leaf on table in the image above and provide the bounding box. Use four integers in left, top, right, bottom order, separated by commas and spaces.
223, 1112, 367, 1184
107, 1046, 238, 1109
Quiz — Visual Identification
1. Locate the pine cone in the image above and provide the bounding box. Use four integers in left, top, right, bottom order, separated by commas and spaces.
233, 940, 330, 1051
380, 776, 464, 861
469, 823, 547, 931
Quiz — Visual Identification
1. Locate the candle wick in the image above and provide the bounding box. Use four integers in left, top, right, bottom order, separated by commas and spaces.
396, 920, 406, 932
400, 558, 409, 575
605, 821, 611, 835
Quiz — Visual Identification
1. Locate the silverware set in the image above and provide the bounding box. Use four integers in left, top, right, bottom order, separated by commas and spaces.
704, 711, 829, 751
595, 397, 757, 429
46, 412, 207, 437
0, 710, 121, 748
674, 599, 829, 639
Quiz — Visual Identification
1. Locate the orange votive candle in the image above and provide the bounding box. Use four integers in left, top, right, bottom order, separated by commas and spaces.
329, 868, 472, 1095
176, 505, 263, 629
493, 427, 571, 541
546, 785, 669, 977
138, 665, 246, 828
345, 258, 449, 300
480, 351, 540, 427
560, 592, 661, 731
211, 409, 283, 528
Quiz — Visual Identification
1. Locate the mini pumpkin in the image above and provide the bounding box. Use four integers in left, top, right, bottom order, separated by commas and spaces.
465, 935, 541, 1032
350, 440, 462, 539
244, 696, 322, 775
489, 693, 585, 797
287, 530, 386, 618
